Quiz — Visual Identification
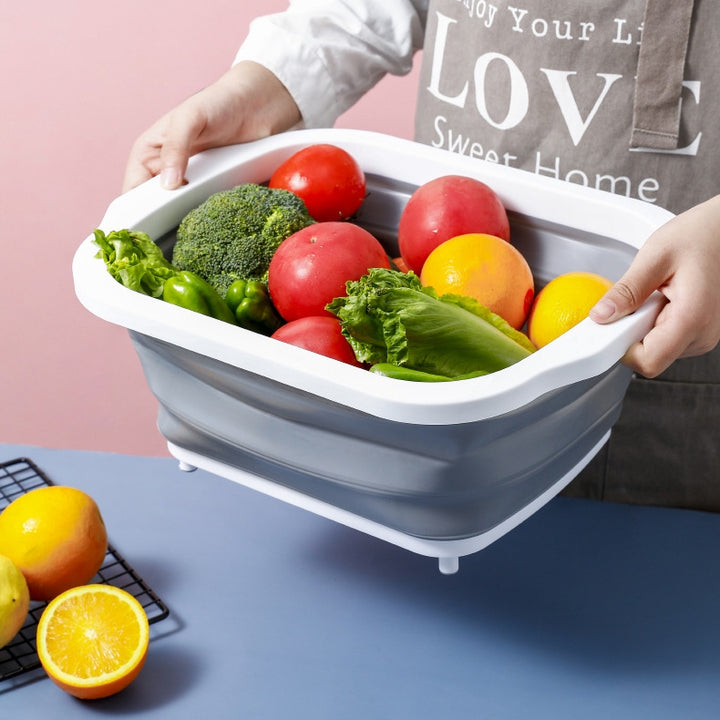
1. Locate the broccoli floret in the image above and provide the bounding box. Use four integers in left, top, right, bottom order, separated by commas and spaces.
172, 183, 315, 296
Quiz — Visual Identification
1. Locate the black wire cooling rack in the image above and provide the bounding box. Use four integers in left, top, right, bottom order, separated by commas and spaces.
0, 457, 170, 682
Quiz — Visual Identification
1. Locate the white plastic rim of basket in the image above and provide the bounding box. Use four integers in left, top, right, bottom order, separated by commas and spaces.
72, 129, 672, 425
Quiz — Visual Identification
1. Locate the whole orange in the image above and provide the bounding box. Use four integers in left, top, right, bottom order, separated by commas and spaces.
527, 271, 614, 348
0, 486, 108, 602
420, 233, 534, 329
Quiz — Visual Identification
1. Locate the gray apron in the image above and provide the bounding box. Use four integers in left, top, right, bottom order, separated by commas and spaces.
414, 0, 720, 510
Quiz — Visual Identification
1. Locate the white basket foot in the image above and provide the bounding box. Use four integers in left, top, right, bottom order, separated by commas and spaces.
438, 556, 459, 575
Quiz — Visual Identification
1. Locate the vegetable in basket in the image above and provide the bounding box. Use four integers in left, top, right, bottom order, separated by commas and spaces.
368, 364, 488, 382
93, 229, 236, 324
326, 268, 535, 380
92, 228, 176, 298
163, 271, 237, 324
225, 278, 284, 335
172, 183, 315, 296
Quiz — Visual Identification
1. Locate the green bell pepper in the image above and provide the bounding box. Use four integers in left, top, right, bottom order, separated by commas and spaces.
163, 270, 236, 324
225, 279, 284, 335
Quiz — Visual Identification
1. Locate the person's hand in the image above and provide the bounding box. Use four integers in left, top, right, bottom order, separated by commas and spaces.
122, 61, 302, 193
590, 195, 720, 377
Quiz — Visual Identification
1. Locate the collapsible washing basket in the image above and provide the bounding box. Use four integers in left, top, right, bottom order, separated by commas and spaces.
73, 129, 671, 572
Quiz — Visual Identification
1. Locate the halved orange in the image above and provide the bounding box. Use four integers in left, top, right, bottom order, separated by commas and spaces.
36, 584, 150, 700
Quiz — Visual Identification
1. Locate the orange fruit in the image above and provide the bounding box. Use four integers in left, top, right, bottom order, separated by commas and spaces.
527, 271, 614, 348
420, 233, 534, 329
0, 486, 108, 602
36, 584, 150, 700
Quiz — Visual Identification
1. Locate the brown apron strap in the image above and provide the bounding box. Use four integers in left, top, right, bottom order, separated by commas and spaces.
630, 0, 695, 150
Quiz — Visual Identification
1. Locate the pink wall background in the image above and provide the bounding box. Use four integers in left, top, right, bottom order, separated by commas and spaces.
1, 2, 421, 456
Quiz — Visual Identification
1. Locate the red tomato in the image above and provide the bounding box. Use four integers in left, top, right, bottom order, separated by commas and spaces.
269, 144, 366, 222
272, 316, 363, 367
397, 175, 510, 274
268, 222, 390, 322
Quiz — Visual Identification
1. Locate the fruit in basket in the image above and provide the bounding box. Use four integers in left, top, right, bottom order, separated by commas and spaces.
172, 183, 315, 296
269, 144, 366, 222
527, 271, 614, 348
420, 233, 534, 330
0, 554, 30, 649
397, 175, 510, 274
272, 316, 364, 367
268, 221, 391, 321
0, 486, 108, 602
36, 584, 149, 700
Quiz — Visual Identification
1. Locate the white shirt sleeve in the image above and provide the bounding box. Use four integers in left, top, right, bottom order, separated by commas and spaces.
234, 0, 428, 128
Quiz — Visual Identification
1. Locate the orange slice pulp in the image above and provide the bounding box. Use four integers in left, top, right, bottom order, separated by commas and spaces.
36, 584, 150, 700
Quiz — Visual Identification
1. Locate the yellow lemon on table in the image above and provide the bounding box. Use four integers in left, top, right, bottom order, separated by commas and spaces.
37, 584, 150, 699
0, 486, 108, 602
420, 233, 535, 330
527, 271, 614, 348
0, 553, 30, 649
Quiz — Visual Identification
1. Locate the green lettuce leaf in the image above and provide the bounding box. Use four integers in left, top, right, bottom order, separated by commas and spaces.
327, 268, 534, 378
93, 228, 176, 298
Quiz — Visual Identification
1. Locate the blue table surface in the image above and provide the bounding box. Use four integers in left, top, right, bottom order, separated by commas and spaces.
1, 442, 719, 719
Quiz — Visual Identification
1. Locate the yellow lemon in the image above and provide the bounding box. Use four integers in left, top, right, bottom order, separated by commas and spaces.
528, 271, 614, 348
0, 553, 30, 649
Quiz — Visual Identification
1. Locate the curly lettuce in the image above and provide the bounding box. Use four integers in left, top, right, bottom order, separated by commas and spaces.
327, 268, 535, 379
